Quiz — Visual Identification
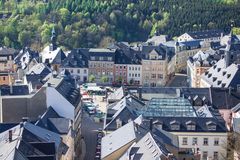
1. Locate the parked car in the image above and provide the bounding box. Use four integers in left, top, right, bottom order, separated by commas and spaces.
86, 106, 96, 115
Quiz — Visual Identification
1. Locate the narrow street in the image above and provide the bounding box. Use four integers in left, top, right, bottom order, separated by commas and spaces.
81, 111, 103, 160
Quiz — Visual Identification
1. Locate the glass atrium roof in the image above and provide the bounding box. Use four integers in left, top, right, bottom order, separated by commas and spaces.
138, 98, 197, 117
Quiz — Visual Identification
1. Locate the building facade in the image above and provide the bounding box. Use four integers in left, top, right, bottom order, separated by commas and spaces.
142, 49, 168, 87
88, 48, 116, 83
60, 48, 89, 83
187, 50, 218, 87
173, 40, 209, 73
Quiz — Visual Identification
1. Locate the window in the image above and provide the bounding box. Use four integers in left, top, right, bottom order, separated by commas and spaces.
123, 66, 126, 69
129, 67, 131, 70
77, 69, 80, 74
151, 74, 156, 78
182, 137, 188, 145
202, 151, 208, 160
84, 69, 87, 74
158, 74, 163, 79
129, 73, 131, 77
187, 124, 196, 131
120, 66, 122, 69
192, 137, 198, 145
99, 57, 103, 60
213, 151, 218, 160
91, 56, 95, 60
108, 57, 112, 61
70, 69, 73, 73
138, 73, 140, 77
203, 138, 208, 145
3, 77, 6, 81
214, 138, 219, 146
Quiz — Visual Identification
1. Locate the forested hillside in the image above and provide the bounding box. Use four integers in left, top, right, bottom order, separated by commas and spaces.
0, 0, 240, 50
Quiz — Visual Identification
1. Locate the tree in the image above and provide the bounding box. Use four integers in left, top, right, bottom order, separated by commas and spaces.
89, 75, 95, 82
117, 76, 123, 84
4, 36, 11, 47
233, 27, 240, 35
18, 31, 31, 46
100, 76, 108, 83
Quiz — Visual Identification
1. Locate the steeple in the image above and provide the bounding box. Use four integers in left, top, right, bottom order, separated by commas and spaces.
50, 27, 57, 51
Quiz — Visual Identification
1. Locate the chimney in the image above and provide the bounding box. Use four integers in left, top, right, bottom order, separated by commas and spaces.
9, 130, 12, 142
22, 117, 29, 122
139, 87, 142, 100
149, 118, 153, 131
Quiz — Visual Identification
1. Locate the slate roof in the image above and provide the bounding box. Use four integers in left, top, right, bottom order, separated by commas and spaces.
125, 132, 170, 160
107, 87, 124, 102
0, 122, 62, 160
61, 48, 89, 68
147, 116, 227, 133
104, 96, 146, 131
0, 46, 17, 56
141, 45, 167, 60
188, 49, 219, 67
35, 107, 70, 134
26, 63, 51, 75
0, 123, 18, 133
44, 77, 80, 106
41, 46, 66, 64
210, 88, 240, 109
146, 35, 168, 45
14, 47, 39, 69
114, 49, 132, 64
0, 84, 30, 95
178, 40, 202, 49
101, 121, 137, 159
89, 48, 116, 61
201, 58, 240, 88
187, 29, 223, 39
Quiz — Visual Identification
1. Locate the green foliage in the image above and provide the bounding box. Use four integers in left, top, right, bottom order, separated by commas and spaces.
233, 27, 240, 35
0, 0, 240, 50
100, 76, 108, 83
89, 75, 95, 83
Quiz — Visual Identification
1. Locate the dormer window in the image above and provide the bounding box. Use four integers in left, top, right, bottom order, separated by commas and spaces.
153, 120, 163, 130
213, 65, 217, 69
206, 121, 217, 131
217, 68, 221, 72
217, 80, 222, 85
222, 83, 226, 88
186, 120, 196, 131
116, 118, 122, 129
205, 71, 209, 75
170, 120, 180, 130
